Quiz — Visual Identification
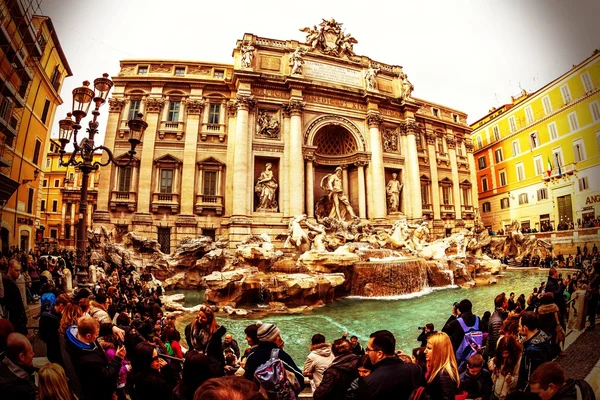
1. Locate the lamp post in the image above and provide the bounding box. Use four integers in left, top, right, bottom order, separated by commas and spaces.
57, 73, 148, 286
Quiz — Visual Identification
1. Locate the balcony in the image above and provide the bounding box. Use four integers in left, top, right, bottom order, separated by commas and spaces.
152, 192, 179, 213
110, 191, 137, 212
461, 205, 474, 217
200, 123, 226, 142
195, 194, 224, 215
8, 0, 43, 58
441, 204, 455, 212
158, 120, 185, 140
542, 163, 577, 182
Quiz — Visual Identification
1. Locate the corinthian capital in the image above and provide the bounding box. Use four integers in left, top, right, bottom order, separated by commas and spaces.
108, 98, 125, 113
366, 113, 383, 128
445, 136, 456, 149
185, 99, 205, 114
234, 94, 256, 110
283, 99, 306, 115
145, 98, 165, 113
465, 142, 474, 153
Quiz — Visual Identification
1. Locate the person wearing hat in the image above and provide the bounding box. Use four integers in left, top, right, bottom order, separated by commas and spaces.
243, 322, 305, 392
442, 299, 480, 352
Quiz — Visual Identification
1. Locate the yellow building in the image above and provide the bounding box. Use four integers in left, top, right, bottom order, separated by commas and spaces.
471, 50, 600, 233
0, 0, 72, 253
39, 138, 101, 248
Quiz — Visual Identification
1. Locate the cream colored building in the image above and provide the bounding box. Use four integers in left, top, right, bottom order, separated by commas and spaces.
93, 21, 476, 251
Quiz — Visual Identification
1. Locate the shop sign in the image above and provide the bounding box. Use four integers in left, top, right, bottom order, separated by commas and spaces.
17, 217, 34, 225
586, 195, 600, 205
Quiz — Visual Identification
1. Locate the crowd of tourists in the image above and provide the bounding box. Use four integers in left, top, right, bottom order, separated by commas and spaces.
0, 245, 599, 399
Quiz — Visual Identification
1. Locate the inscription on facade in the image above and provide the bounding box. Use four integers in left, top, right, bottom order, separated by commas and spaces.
303, 60, 362, 87
304, 94, 366, 110
251, 88, 290, 99
380, 108, 401, 118
378, 79, 393, 93
260, 56, 281, 71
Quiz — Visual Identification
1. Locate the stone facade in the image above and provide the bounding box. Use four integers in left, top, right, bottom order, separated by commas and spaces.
93, 22, 475, 250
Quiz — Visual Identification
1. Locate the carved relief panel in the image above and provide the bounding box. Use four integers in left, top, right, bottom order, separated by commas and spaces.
382, 127, 400, 154
255, 109, 281, 140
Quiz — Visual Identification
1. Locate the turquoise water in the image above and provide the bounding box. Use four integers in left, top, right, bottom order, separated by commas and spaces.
173, 271, 548, 363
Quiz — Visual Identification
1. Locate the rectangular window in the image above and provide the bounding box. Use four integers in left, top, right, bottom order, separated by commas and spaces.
499, 170, 507, 186
548, 122, 558, 141
45, 158, 51, 168
494, 148, 503, 163
482, 202, 491, 212
500, 198, 510, 209
203, 171, 217, 195
52, 200, 58, 212
573, 138, 586, 162
208, 103, 221, 124
534, 155, 543, 176
40, 99, 51, 124
492, 125, 500, 141
462, 187, 471, 205
174, 67, 185, 76
542, 96, 552, 115
167, 101, 181, 122
213, 70, 225, 79
437, 138, 444, 153
118, 167, 132, 192
50, 67, 61, 90
525, 106, 534, 124
433, 108, 439, 117
561, 84, 572, 103
530, 131, 539, 149
27, 188, 34, 213
509, 116, 517, 133
581, 71, 594, 93
537, 188, 548, 201
137, 66, 148, 75
553, 148, 564, 169
160, 169, 173, 193
476, 135, 482, 148
42, 179, 48, 187
481, 176, 488, 192
69, 172, 74, 181
50, 229, 58, 239
54, 179, 60, 187
568, 112, 579, 131
512, 140, 520, 157
40, 200, 46, 211
453, 114, 458, 123
516, 163, 525, 182
32, 139, 41, 165
441, 186, 451, 205
421, 183, 431, 205
128, 99, 141, 120
478, 156, 486, 170
518, 193, 529, 205
457, 143, 463, 156
579, 177, 589, 191
590, 101, 600, 121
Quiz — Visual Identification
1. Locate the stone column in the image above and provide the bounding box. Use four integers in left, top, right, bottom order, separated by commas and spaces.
426, 133, 441, 221
305, 155, 315, 218
342, 165, 349, 194
61, 203, 66, 239
447, 135, 462, 222
70, 202, 76, 241
178, 99, 204, 216
224, 101, 237, 216
94, 98, 125, 223
281, 109, 291, 216
404, 121, 422, 220
355, 161, 367, 219
465, 142, 478, 207
366, 113, 386, 220
231, 95, 255, 217
286, 100, 305, 216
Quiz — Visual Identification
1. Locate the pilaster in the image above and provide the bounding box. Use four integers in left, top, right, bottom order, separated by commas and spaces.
180, 99, 204, 215
402, 120, 422, 220
446, 134, 462, 222
231, 94, 255, 217
366, 112, 386, 220
284, 99, 306, 216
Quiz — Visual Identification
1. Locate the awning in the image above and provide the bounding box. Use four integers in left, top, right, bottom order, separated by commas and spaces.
0, 173, 20, 203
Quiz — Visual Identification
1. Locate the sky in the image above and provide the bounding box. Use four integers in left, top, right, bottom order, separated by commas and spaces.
39, 0, 600, 144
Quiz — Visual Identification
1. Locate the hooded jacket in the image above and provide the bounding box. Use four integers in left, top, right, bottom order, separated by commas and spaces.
487, 308, 507, 357
517, 329, 551, 390
313, 353, 359, 400
64, 325, 123, 400
303, 343, 335, 388
537, 303, 560, 341
549, 378, 596, 400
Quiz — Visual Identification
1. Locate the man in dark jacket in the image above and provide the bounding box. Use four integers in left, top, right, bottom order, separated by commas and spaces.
39, 293, 70, 363
243, 322, 305, 393
0, 260, 28, 334
64, 315, 126, 400
0, 333, 36, 400
487, 293, 508, 357
356, 330, 424, 400
314, 338, 360, 400
529, 361, 596, 400
443, 298, 480, 352
517, 311, 551, 390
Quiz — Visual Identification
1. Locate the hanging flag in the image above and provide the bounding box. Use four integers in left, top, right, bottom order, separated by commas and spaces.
547, 157, 553, 177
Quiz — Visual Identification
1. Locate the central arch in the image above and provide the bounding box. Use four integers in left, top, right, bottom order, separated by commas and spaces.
305, 115, 366, 152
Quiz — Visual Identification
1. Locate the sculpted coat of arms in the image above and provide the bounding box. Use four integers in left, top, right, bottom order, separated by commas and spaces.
300, 18, 358, 58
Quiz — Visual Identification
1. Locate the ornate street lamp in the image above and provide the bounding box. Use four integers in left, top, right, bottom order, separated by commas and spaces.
58, 73, 148, 286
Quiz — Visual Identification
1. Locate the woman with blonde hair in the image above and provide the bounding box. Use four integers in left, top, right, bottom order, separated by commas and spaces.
424, 332, 460, 400
59, 303, 83, 335
38, 363, 76, 400
184, 305, 226, 373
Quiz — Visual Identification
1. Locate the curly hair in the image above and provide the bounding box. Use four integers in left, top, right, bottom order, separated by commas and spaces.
494, 335, 523, 375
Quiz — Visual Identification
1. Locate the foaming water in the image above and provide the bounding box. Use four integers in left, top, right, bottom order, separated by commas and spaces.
346, 284, 459, 301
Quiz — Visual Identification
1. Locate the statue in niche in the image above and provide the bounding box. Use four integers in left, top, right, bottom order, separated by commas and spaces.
400, 73, 414, 101
255, 163, 278, 211
240, 43, 255, 69
386, 173, 403, 213
382, 128, 398, 152
289, 47, 308, 75
364, 63, 379, 90
316, 166, 357, 222
256, 110, 280, 139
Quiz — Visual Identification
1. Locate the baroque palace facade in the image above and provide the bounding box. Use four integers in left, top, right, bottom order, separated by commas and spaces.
471, 50, 600, 233
93, 20, 476, 251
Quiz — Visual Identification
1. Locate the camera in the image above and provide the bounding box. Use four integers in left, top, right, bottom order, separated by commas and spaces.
418, 326, 425, 330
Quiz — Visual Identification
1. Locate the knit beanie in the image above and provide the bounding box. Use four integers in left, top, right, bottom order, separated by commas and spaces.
256, 321, 280, 343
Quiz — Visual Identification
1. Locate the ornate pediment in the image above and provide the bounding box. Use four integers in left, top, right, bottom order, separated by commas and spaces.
197, 156, 225, 167
153, 154, 182, 166
299, 18, 358, 59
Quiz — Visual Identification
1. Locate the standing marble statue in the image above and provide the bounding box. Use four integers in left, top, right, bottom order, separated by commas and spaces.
323, 166, 356, 221
255, 163, 278, 211
364, 64, 379, 90
386, 173, 403, 213
241, 43, 255, 68
289, 47, 308, 75
400, 73, 414, 100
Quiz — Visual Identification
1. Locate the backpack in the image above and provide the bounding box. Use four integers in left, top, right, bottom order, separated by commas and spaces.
456, 316, 483, 369
254, 348, 301, 400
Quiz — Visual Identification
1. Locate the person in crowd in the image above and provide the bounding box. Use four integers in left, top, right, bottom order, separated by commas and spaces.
165, 327, 184, 358
459, 353, 492, 400
412, 347, 427, 380
417, 323, 436, 347
537, 292, 563, 359
303, 333, 335, 389
222, 333, 240, 359
223, 348, 239, 375
0, 319, 15, 359
443, 302, 459, 331
38, 363, 77, 400
64, 315, 125, 400
313, 338, 359, 400
487, 293, 508, 358
104, 343, 131, 400
356, 330, 423, 400
481, 311, 491, 334
342, 332, 365, 356
238, 323, 259, 374
39, 293, 70, 364
79, 297, 91, 316
545, 267, 567, 320
489, 335, 522, 400
507, 293, 516, 312
59, 303, 83, 335
0, 260, 28, 334
194, 376, 264, 400
173, 351, 217, 400
344, 353, 374, 400
424, 332, 460, 400
529, 361, 596, 400
0, 332, 36, 399
184, 305, 226, 373
243, 322, 305, 394
586, 262, 600, 331
129, 341, 177, 400
516, 294, 526, 312
517, 311, 551, 390
443, 299, 480, 353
